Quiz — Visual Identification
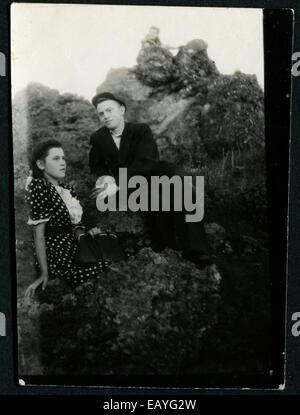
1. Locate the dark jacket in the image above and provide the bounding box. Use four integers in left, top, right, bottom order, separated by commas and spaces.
89, 122, 160, 183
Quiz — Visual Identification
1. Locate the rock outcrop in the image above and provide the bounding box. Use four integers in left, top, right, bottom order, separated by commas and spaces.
18, 248, 221, 375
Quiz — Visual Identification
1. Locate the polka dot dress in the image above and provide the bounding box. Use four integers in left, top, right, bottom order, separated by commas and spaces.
26, 178, 106, 287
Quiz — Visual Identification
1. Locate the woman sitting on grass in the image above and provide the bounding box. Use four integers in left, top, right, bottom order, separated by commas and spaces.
25, 139, 104, 297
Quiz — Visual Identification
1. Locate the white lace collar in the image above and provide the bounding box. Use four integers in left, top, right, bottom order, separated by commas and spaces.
54, 185, 83, 225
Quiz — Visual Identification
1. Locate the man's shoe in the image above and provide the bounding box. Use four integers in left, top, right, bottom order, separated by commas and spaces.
206, 263, 222, 282
99, 328, 119, 342
183, 251, 213, 269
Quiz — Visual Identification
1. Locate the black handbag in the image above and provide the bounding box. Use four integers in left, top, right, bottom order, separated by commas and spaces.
76, 232, 125, 265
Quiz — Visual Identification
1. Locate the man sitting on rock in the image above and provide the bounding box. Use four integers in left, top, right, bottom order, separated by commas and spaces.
141, 26, 162, 49
89, 92, 215, 271
141, 26, 178, 52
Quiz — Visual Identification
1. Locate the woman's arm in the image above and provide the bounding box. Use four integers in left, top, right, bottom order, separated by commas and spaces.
25, 222, 49, 297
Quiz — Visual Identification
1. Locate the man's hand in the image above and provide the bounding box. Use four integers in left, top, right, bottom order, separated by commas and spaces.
90, 176, 119, 200
89, 183, 108, 200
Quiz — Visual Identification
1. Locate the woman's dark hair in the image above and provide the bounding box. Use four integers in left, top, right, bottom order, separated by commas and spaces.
30, 139, 63, 178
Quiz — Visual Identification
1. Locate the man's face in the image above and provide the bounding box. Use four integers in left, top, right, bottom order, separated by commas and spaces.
149, 27, 159, 37
96, 99, 125, 131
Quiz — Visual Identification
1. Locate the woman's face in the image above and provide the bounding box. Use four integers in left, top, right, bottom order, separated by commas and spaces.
37, 147, 66, 181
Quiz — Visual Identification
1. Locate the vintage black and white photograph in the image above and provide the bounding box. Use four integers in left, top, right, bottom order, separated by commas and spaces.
11, 3, 274, 386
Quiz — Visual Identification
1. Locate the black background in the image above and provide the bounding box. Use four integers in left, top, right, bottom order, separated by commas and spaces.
0, 0, 299, 401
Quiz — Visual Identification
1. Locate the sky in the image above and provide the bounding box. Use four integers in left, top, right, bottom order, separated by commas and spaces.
11, 4, 264, 101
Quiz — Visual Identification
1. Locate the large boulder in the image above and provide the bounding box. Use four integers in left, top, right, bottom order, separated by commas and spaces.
18, 248, 221, 375
135, 44, 176, 87
173, 39, 219, 96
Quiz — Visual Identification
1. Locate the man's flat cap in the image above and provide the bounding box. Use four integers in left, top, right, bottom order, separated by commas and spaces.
92, 92, 126, 109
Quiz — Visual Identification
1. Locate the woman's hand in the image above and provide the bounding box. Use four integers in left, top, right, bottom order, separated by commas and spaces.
75, 228, 86, 241
25, 272, 49, 298
88, 226, 102, 238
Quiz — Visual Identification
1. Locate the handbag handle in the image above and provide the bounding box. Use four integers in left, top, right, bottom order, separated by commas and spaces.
79, 232, 118, 239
